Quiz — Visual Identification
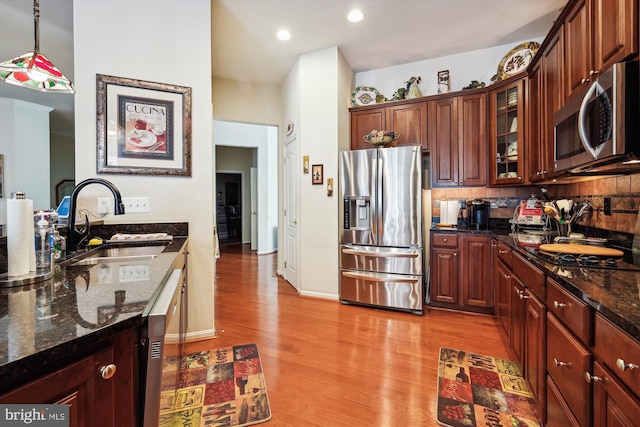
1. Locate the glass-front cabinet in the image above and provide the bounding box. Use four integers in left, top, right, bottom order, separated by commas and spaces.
489, 77, 524, 186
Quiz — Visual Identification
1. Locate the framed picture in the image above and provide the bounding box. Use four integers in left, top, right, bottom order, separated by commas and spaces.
437, 70, 450, 94
312, 164, 323, 185
96, 74, 192, 176
327, 178, 334, 197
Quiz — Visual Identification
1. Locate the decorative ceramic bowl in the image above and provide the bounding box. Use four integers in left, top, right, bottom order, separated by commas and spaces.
363, 130, 400, 147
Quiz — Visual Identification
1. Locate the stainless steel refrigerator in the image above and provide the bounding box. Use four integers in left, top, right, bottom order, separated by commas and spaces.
339, 145, 423, 314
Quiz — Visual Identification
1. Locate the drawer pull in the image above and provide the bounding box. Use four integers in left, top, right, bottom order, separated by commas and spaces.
553, 301, 567, 309
520, 292, 530, 300
616, 358, 638, 372
443, 238, 447, 242
498, 250, 508, 254
504, 274, 511, 280
100, 364, 117, 380
553, 358, 568, 367
584, 372, 602, 383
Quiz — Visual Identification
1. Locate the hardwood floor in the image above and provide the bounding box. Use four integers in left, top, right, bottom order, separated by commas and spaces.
185, 244, 514, 426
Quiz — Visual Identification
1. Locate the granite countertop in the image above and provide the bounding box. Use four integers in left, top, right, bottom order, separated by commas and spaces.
0, 236, 188, 389
494, 233, 640, 341
430, 226, 640, 341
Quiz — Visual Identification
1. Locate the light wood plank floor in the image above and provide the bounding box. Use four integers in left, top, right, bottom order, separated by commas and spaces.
185, 244, 514, 426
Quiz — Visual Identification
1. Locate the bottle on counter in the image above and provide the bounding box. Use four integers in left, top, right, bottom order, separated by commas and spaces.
52, 226, 66, 261
34, 217, 52, 271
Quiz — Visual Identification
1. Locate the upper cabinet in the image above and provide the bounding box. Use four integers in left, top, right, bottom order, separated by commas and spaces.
489, 77, 525, 185
429, 92, 487, 187
350, 107, 385, 150
349, 101, 428, 150
564, 0, 638, 100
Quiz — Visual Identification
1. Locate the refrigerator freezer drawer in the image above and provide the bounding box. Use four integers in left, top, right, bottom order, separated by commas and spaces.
340, 269, 423, 313
340, 245, 422, 275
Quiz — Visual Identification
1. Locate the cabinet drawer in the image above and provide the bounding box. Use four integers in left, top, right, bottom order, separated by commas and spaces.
495, 241, 512, 267
547, 313, 592, 427
512, 252, 545, 299
546, 375, 580, 427
546, 278, 592, 346
595, 313, 640, 398
432, 233, 458, 248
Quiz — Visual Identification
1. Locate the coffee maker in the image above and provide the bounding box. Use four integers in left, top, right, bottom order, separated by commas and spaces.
467, 199, 490, 229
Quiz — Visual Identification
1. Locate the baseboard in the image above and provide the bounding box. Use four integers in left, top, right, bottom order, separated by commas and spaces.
185, 328, 222, 342
298, 289, 339, 300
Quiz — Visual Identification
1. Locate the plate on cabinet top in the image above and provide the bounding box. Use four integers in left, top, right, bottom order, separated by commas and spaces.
351, 86, 381, 106
491, 41, 540, 83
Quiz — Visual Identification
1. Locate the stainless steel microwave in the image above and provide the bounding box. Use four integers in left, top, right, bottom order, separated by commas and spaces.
553, 60, 639, 174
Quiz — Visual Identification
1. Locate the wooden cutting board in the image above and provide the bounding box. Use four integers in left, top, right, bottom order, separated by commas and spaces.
539, 243, 624, 257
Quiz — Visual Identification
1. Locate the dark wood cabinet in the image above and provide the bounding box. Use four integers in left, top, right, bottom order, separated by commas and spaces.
539, 31, 564, 180
547, 375, 581, 427
524, 289, 546, 422
385, 102, 428, 149
510, 274, 525, 365
429, 93, 487, 187
0, 328, 137, 427
592, 361, 640, 426
349, 101, 427, 150
430, 233, 492, 313
350, 107, 385, 150
489, 77, 525, 185
495, 258, 511, 337
459, 234, 492, 309
565, 0, 638, 100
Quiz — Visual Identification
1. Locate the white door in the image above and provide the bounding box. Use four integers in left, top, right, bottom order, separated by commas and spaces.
250, 168, 257, 251
284, 136, 298, 289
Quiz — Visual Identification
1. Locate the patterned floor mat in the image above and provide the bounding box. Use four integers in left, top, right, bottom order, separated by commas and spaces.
437, 347, 540, 427
159, 343, 271, 427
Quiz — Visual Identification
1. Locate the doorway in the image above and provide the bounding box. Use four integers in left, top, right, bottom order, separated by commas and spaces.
216, 172, 242, 244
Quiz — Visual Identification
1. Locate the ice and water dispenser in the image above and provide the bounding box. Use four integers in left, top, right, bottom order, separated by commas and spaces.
343, 196, 371, 230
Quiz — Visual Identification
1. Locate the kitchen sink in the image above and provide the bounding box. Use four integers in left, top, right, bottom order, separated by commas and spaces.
71, 245, 166, 266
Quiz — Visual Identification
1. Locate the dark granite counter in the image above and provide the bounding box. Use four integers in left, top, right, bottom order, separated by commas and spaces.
0, 228, 188, 390
430, 225, 640, 341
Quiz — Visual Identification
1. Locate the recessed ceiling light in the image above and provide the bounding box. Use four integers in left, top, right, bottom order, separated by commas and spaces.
347, 9, 364, 23
276, 29, 291, 41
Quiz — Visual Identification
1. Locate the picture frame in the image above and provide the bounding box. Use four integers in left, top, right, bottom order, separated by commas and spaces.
312, 164, 323, 185
437, 70, 450, 94
96, 74, 192, 176
327, 178, 334, 197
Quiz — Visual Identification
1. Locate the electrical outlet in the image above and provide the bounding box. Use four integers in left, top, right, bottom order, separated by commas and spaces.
122, 197, 150, 213
97, 197, 111, 214
604, 197, 611, 216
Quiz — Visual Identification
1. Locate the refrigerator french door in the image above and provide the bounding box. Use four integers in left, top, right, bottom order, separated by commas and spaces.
339, 145, 423, 314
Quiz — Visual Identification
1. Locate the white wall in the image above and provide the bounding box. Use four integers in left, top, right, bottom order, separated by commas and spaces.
0, 98, 52, 220
356, 38, 544, 100
74, 0, 215, 339
212, 78, 282, 126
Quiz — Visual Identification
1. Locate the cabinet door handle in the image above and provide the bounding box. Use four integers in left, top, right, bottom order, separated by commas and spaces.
581, 77, 590, 84
616, 358, 638, 372
584, 372, 602, 383
498, 250, 508, 254
553, 301, 566, 309
443, 238, 447, 242
589, 69, 599, 76
504, 274, 511, 280
100, 364, 117, 380
553, 358, 568, 367
453, 252, 457, 257
520, 292, 529, 299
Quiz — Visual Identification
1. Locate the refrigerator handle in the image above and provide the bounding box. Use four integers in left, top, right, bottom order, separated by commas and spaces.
342, 271, 418, 283
342, 248, 420, 258
375, 155, 383, 243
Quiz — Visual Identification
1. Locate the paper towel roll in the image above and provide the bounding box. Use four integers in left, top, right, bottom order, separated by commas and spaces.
7, 197, 34, 276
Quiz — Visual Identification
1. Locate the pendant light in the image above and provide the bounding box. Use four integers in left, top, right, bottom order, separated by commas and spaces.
0, 0, 74, 93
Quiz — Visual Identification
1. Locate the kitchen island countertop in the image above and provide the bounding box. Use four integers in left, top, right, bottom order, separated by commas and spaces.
0, 236, 188, 390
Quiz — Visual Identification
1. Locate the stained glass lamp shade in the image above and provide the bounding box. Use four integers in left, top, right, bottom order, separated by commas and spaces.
0, 0, 74, 94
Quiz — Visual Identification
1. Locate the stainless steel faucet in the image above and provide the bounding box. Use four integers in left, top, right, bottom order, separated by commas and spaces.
67, 178, 125, 251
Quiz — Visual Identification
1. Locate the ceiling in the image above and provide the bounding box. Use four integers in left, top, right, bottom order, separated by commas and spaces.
0, 0, 566, 136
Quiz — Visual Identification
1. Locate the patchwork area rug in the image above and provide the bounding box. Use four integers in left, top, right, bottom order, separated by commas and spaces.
160, 343, 272, 427
437, 347, 540, 427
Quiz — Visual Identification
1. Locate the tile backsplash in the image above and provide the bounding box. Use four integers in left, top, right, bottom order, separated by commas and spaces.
430, 173, 640, 234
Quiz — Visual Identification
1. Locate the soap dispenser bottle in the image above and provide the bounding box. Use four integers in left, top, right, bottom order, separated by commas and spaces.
52, 226, 66, 261
35, 216, 52, 271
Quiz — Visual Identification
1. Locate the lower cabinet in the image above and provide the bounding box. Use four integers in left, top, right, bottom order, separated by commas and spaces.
591, 361, 640, 426
430, 232, 492, 313
524, 288, 546, 421
0, 328, 137, 427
